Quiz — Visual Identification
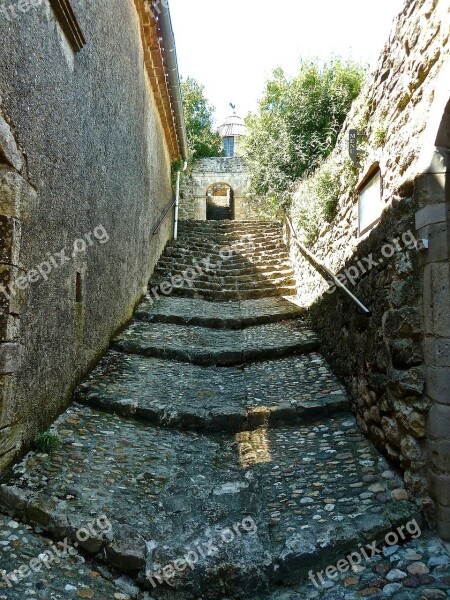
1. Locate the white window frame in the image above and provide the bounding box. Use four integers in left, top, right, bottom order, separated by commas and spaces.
358, 166, 384, 236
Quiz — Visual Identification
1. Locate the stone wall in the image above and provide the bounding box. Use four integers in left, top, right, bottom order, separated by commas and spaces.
0, 0, 175, 473
287, 0, 450, 531
179, 157, 258, 221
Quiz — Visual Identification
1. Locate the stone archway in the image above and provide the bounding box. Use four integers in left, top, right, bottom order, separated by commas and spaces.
178, 157, 258, 221
206, 183, 234, 220
418, 98, 450, 539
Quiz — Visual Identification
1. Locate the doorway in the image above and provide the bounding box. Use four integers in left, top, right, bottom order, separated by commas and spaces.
206, 183, 234, 220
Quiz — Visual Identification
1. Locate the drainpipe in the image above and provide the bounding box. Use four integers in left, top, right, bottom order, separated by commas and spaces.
174, 160, 187, 240
154, 1, 189, 240
154, 1, 189, 162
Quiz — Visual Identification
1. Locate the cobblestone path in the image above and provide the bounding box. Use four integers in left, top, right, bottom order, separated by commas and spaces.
1, 221, 448, 599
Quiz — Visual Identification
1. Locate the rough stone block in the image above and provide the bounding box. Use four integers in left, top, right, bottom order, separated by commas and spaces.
0, 343, 22, 374
394, 402, 426, 437
390, 338, 423, 368
428, 470, 450, 506
0, 264, 28, 315
423, 263, 450, 337
0, 116, 24, 173
424, 148, 450, 175
382, 307, 422, 340
389, 277, 420, 308
436, 504, 450, 541
401, 434, 425, 464
0, 166, 36, 223
417, 222, 449, 264
388, 366, 425, 398
0, 312, 20, 341
428, 439, 450, 472
428, 403, 450, 440
0, 484, 29, 513
414, 173, 448, 208
0, 376, 16, 428
105, 524, 147, 571
381, 416, 402, 447
424, 338, 450, 367
426, 366, 450, 403
415, 202, 449, 229
0, 215, 21, 266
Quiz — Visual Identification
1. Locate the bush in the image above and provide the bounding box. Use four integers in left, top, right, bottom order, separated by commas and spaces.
292, 159, 358, 245
243, 58, 366, 214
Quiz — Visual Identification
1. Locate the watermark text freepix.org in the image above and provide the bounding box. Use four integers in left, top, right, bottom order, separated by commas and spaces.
1, 515, 112, 589
148, 236, 256, 303
0, 224, 109, 310
147, 516, 258, 588
0, 0, 42, 21
325, 230, 419, 294
308, 518, 422, 588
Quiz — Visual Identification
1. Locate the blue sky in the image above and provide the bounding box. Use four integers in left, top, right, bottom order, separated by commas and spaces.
170, 0, 404, 126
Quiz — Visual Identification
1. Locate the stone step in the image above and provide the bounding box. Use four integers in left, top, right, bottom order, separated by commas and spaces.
150, 275, 296, 293
162, 250, 291, 263
0, 513, 124, 598
0, 406, 420, 599
154, 265, 294, 280
161, 284, 297, 300
75, 351, 349, 431
135, 296, 305, 329
113, 320, 318, 366
179, 220, 281, 230
169, 237, 285, 248
152, 271, 296, 289
155, 258, 294, 273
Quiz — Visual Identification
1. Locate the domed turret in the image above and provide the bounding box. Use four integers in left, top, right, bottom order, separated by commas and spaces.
218, 109, 247, 157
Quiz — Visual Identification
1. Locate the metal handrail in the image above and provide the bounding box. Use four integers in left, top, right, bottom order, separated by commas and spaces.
152, 198, 176, 236
285, 214, 372, 317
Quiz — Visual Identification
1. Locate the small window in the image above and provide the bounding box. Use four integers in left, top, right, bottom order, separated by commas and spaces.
75, 272, 83, 303
49, 0, 85, 52
358, 167, 383, 235
223, 137, 235, 157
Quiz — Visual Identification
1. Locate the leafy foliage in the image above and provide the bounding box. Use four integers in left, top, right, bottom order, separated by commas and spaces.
32, 430, 60, 453
243, 59, 366, 211
181, 77, 223, 160
292, 158, 358, 245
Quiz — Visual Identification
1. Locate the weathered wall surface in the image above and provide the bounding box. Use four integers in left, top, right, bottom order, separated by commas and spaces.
287, 0, 450, 523
179, 157, 258, 220
0, 0, 174, 472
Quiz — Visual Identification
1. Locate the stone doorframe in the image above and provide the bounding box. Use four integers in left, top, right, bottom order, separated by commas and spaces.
416, 96, 450, 538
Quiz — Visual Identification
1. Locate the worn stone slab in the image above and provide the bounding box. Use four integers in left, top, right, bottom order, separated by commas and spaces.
264, 531, 450, 599
0, 166, 36, 223
135, 296, 305, 329
0, 343, 22, 374
75, 351, 349, 432
0, 407, 420, 598
0, 116, 24, 173
113, 320, 318, 366
0, 513, 128, 599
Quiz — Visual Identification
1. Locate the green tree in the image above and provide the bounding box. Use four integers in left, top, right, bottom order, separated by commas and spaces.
181, 77, 223, 160
244, 59, 366, 215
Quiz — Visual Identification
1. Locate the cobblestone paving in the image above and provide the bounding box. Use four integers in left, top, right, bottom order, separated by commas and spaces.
75, 352, 349, 432
113, 319, 318, 365
0, 220, 436, 599
135, 296, 304, 328
0, 514, 137, 599
0, 408, 419, 598
264, 533, 450, 600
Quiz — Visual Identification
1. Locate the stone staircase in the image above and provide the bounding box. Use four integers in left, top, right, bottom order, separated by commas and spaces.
150, 221, 297, 300
0, 220, 424, 599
